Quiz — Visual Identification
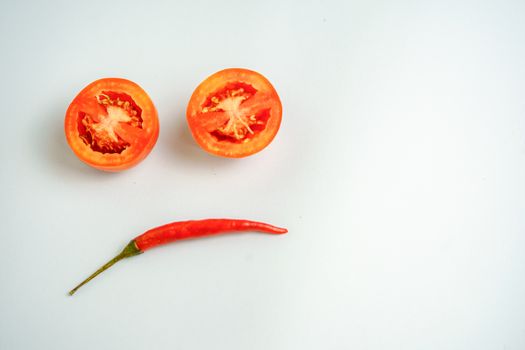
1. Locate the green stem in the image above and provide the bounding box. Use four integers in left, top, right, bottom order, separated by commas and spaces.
69, 240, 142, 296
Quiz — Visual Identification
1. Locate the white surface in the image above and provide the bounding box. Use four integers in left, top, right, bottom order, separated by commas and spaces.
1, 0, 524, 349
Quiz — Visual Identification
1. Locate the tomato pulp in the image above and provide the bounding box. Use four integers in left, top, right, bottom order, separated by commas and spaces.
186, 68, 282, 158
64, 78, 159, 171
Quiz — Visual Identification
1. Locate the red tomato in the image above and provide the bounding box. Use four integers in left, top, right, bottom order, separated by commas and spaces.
64, 78, 159, 171
186, 68, 283, 158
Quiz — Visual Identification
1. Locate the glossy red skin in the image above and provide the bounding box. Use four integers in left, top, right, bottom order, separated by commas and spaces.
186, 68, 283, 158
134, 219, 288, 251
64, 78, 159, 171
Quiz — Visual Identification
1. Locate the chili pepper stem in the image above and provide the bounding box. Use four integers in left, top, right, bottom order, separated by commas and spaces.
68, 240, 142, 296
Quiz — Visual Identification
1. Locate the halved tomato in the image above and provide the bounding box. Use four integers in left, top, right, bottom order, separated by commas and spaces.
65, 78, 159, 171
186, 68, 283, 158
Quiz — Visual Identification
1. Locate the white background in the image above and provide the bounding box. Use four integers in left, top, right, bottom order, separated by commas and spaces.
1, 0, 524, 349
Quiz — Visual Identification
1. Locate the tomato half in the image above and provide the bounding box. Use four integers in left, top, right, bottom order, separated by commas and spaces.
65, 78, 159, 171
186, 68, 283, 158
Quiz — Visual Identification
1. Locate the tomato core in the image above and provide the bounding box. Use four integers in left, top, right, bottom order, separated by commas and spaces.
202, 82, 269, 143
77, 91, 143, 154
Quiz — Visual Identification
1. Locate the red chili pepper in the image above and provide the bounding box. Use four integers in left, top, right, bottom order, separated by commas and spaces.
69, 219, 287, 295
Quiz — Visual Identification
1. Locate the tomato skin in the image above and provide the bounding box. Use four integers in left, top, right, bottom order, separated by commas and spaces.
186, 68, 282, 158
64, 78, 159, 171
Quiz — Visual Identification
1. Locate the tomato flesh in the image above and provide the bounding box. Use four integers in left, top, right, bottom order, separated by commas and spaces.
202, 82, 270, 143
187, 68, 282, 158
65, 78, 158, 171
77, 92, 143, 154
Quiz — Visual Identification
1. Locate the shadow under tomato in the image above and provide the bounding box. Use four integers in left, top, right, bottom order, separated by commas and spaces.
42, 105, 116, 178
168, 115, 237, 170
